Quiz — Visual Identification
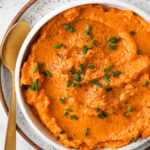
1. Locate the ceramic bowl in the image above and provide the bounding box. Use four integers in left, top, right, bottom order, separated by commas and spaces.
15, 0, 150, 149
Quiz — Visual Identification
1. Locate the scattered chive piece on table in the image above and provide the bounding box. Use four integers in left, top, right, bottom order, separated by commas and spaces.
88, 64, 94, 69
137, 49, 142, 55
64, 24, 74, 33
54, 43, 63, 49
113, 71, 121, 77
96, 83, 103, 88
74, 75, 81, 82
126, 114, 130, 119
97, 111, 107, 119
67, 108, 72, 112
85, 128, 89, 137
28, 79, 38, 91
67, 80, 71, 88
80, 64, 84, 74
42, 70, 52, 78
130, 31, 135, 35
72, 83, 77, 87
132, 137, 137, 142
69, 70, 75, 74
105, 87, 112, 92
108, 37, 120, 43
90, 80, 97, 84
124, 100, 128, 104
95, 108, 100, 112
60, 130, 65, 134
64, 112, 68, 116
128, 107, 133, 112
33, 62, 44, 73
73, 115, 78, 120
144, 81, 149, 87
108, 45, 117, 50
56, 136, 60, 140
67, 136, 72, 141
104, 65, 114, 72
59, 97, 66, 104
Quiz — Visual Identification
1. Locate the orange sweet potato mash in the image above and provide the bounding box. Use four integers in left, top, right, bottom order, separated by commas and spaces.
20, 4, 150, 149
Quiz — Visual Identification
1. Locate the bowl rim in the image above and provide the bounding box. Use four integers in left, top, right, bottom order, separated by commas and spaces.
15, 0, 150, 150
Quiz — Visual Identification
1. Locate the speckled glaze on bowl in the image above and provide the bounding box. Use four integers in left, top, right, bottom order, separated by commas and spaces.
15, 0, 150, 149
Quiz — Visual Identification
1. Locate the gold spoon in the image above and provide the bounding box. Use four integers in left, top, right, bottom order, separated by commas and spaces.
1, 21, 30, 150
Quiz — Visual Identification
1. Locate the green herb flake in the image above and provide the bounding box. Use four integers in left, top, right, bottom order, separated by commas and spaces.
137, 49, 142, 55
42, 70, 52, 78
113, 71, 121, 77
132, 137, 137, 142
67, 136, 72, 141
96, 83, 103, 88
77, 83, 82, 87
108, 45, 117, 50
126, 114, 130, 119
56, 136, 60, 140
86, 25, 91, 34
130, 31, 135, 35
88, 64, 94, 69
70, 115, 73, 119
87, 45, 93, 49
72, 83, 77, 87
85, 128, 89, 137
54, 43, 63, 49
128, 107, 133, 112
67, 80, 71, 88
74, 75, 81, 82
80, 64, 84, 74
87, 34, 91, 39
92, 40, 96, 45
144, 81, 149, 87
82, 46, 88, 54
59, 97, 66, 104
73, 115, 78, 120
105, 74, 110, 79
105, 87, 112, 92
104, 65, 114, 72
67, 108, 72, 112
90, 80, 97, 84
69, 70, 75, 74
28, 79, 38, 91
60, 130, 65, 134
104, 78, 110, 83
64, 24, 74, 33
64, 112, 68, 116
97, 111, 107, 119
108, 37, 120, 43
95, 108, 100, 112
33, 62, 44, 73
33, 67, 38, 73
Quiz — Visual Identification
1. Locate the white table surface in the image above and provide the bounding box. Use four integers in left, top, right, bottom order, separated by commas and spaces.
0, 0, 150, 150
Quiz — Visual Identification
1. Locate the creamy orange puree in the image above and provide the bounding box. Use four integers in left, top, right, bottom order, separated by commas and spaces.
20, 4, 150, 149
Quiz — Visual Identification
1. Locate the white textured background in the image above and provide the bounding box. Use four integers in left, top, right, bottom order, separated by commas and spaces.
1, 0, 150, 150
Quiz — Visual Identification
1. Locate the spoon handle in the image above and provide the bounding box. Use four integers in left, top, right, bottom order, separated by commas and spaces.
4, 72, 16, 150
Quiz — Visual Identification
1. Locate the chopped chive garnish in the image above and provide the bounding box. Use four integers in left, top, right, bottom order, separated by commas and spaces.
54, 43, 63, 49
82, 46, 88, 54
132, 137, 137, 142
130, 31, 135, 35
28, 79, 38, 91
60, 130, 65, 134
73, 115, 78, 120
126, 114, 130, 119
74, 75, 81, 82
87, 45, 93, 49
97, 111, 107, 119
56, 136, 60, 140
95, 108, 100, 112
92, 40, 96, 45
33, 62, 44, 73
88, 64, 94, 69
108, 37, 120, 43
108, 45, 117, 50
128, 107, 133, 112
85, 128, 89, 137
96, 83, 103, 88
85, 25, 91, 39
42, 70, 52, 78
69, 70, 75, 74
113, 71, 121, 77
64, 24, 74, 33
80, 64, 84, 74
77, 83, 82, 87
105, 74, 110, 79
105, 87, 112, 92
144, 81, 149, 87
64, 112, 68, 116
104, 78, 110, 83
87, 34, 91, 39
67, 136, 72, 141
70, 115, 73, 119
59, 97, 66, 104
72, 83, 77, 87
137, 49, 142, 55
104, 65, 114, 72
124, 100, 128, 104
90, 80, 97, 84
67, 80, 71, 88
67, 108, 72, 112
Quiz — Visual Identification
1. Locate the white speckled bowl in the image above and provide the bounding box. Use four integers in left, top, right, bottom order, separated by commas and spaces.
15, 0, 150, 149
